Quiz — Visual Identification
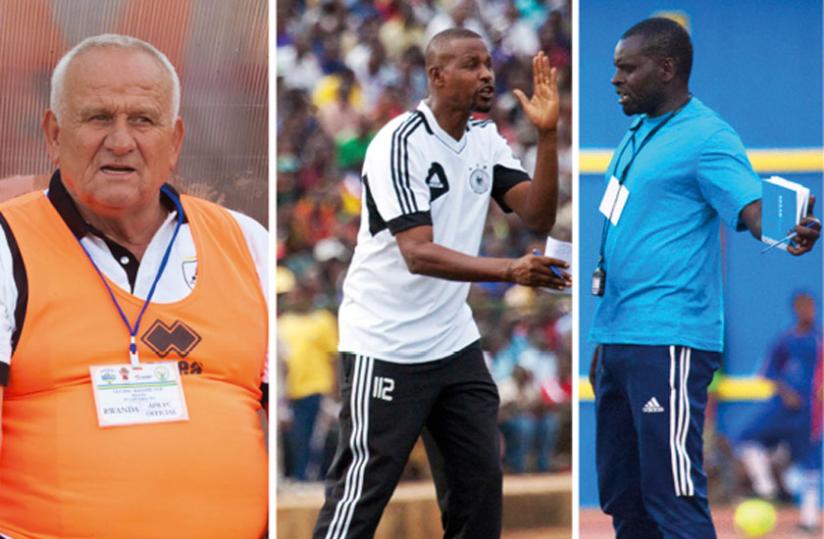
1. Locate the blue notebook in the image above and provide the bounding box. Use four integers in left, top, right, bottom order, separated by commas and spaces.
761, 176, 810, 250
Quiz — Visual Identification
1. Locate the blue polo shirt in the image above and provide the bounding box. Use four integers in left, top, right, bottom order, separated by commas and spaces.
590, 98, 762, 351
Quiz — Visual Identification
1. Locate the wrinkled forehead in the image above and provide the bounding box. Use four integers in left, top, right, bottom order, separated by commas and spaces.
64, 47, 171, 104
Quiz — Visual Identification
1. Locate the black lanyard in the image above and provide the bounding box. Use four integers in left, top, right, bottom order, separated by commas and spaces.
596, 98, 691, 265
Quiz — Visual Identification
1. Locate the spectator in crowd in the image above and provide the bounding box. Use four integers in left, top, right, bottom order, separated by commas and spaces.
497, 1, 540, 58
496, 314, 570, 473
316, 70, 364, 139
349, 41, 400, 113
379, 2, 426, 60
278, 34, 323, 92
425, 0, 491, 47
278, 272, 339, 481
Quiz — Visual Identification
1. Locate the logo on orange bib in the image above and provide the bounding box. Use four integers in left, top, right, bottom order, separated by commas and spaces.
141, 319, 202, 358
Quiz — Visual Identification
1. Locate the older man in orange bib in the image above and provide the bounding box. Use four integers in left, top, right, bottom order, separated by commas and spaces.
0, 35, 268, 538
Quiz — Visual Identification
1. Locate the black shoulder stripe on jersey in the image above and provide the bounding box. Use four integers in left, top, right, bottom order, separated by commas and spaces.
390, 115, 419, 214
0, 213, 27, 375
398, 114, 425, 214
387, 211, 432, 235
362, 175, 388, 236
391, 114, 424, 215
469, 118, 493, 128
416, 111, 433, 134
492, 165, 530, 213
401, 115, 425, 213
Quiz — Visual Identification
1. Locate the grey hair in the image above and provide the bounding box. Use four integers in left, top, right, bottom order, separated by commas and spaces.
50, 33, 181, 122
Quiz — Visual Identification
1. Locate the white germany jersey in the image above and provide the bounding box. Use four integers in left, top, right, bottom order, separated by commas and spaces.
338, 101, 529, 363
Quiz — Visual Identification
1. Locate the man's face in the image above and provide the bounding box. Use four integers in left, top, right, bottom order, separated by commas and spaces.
43, 47, 184, 216
794, 294, 816, 326
611, 35, 664, 116
438, 37, 495, 113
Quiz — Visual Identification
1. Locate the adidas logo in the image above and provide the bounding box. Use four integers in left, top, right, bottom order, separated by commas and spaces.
642, 397, 664, 413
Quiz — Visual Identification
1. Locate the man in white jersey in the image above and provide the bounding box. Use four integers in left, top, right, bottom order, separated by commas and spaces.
314, 28, 570, 539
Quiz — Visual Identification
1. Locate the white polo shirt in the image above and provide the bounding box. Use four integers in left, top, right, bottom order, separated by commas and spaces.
338, 100, 529, 363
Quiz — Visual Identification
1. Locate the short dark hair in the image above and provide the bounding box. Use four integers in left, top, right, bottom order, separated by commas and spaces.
425, 28, 483, 69
622, 17, 693, 83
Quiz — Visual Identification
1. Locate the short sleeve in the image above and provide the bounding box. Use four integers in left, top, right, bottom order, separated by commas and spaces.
228, 209, 269, 382
697, 128, 762, 230
228, 210, 268, 302
362, 114, 433, 234
489, 125, 529, 212
0, 219, 17, 385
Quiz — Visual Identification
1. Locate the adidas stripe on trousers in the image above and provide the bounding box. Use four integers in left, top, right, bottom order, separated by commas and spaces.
595, 344, 720, 539
313, 341, 502, 539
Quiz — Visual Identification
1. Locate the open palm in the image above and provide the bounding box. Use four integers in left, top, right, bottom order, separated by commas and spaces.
513, 51, 560, 134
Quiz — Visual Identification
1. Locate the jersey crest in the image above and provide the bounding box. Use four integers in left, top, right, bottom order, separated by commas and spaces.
469, 165, 491, 194
182, 257, 197, 289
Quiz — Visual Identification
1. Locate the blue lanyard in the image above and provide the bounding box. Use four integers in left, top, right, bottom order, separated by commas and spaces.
78, 185, 184, 367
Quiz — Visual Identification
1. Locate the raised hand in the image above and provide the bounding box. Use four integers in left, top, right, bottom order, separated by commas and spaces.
512, 51, 560, 134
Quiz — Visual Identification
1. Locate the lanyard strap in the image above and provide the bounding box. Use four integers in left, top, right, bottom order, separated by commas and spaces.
78, 185, 184, 366
597, 98, 691, 264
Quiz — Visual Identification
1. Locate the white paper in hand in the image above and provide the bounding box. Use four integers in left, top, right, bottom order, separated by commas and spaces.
543, 236, 572, 295
761, 175, 811, 251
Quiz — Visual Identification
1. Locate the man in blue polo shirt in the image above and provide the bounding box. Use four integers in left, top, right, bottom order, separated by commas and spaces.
589, 18, 820, 539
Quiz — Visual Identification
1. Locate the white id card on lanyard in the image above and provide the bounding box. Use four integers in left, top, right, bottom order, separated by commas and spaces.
79, 186, 190, 428
90, 362, 189, 427
598, 175, 630, 226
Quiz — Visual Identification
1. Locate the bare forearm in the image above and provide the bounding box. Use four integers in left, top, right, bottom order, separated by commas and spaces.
740, 199, 762, 240
396, 225, 571, 289
518, 131, 559, 233
401, 241, 511, 282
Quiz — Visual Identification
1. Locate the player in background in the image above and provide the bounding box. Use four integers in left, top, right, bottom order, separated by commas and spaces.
737, 291, 822, 533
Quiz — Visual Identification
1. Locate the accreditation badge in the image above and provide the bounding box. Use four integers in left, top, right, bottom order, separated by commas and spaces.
90, 362, 189, 427
598, 175, 630, 225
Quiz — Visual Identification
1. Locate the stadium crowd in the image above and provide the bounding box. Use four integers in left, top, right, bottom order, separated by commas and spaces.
276, 0, 573, 483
